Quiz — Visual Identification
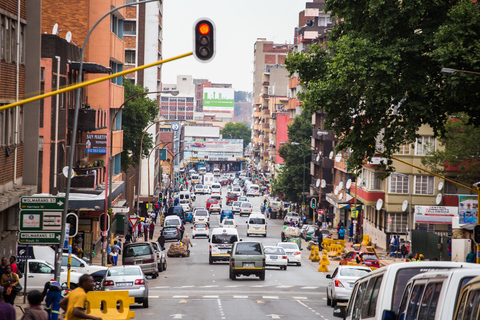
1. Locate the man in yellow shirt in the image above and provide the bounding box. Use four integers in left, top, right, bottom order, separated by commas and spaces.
59, 274, 102, 320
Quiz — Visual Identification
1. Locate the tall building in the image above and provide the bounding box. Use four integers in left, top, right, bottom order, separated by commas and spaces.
193, 80, 233, 123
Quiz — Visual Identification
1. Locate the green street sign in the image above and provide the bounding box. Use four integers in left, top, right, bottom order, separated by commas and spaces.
20, 196, 65, 210
18, 232, 62, 244
20, 210, 63, 232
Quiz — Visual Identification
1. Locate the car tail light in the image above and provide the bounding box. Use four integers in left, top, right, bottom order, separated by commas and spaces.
283, 256, 287, 259
334, 280, 345, 288
294, 251, 301, 255
143, 258, 155, 263
209, 245, 212, 253
263, 258, 266, 268
157, 253, 160, 258
230, 258, 235, 267
135, 279, 145, 285
104, 280, 114, 286
193, 227, 196, 230
123, 261, 134, 265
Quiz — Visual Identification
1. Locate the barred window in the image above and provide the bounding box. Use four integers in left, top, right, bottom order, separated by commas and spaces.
396, 144, 411, 155
366, 171, 382, 190
414, 175, 434, 195
389, 174, 409, 194
125, 50, 135, 64
415, 136, 435, 155
387, 213, 408, 233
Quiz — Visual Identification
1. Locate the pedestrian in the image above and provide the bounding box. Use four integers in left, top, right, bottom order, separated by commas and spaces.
315, 227, 323, 249
108, 248, 118, 266
24, 290, 49, 320
8, 257, 17, 275
143, 222, 148, 242
59, 274, 102, 320
0, 257, 8, 278
0, 287, 15, 320
338, 226, 346, 240
406, 252, 415, 262
124, 232, 133, 245
466, 249, 476, 263
181, 234, 193, 249
355, 253, 364, 265
289, 219, 294, 227
157, 230, 166, 250
111, 240, 121, 254
149, 221, 155, 240
400, 243, 408, 259
389, 236, 395, 255
416, 254, 425, 262
394, 235, 400, 253
1, 265, 19, 305
44, 280, 62, 320
348, 224, 353, 242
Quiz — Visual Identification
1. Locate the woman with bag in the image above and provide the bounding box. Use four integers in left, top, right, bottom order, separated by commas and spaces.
1, 265, 19, 305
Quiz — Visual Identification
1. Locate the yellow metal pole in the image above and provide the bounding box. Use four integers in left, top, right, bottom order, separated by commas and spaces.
477, 187, 480, 264
67, 237, 72, 288
0, 52, 193, 112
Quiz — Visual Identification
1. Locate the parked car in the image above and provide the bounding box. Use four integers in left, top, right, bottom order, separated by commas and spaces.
102, 265, 149, 308
19, 259, 82, 292
229, 241, 265, 280
326, 265, 372, 307
226, 192, 238, 205
284, 212, 301, 225
264, 246, 288, 270
301, 225, 318, 240
122, 242, 159, 278
163, 226, 181, 241
191, 222, 209, 238
149, 241, 167, 272
340, 250, 381, 269
276, 242, 302, 266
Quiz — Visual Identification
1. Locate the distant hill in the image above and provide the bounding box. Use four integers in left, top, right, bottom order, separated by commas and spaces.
234, 91, 252, 126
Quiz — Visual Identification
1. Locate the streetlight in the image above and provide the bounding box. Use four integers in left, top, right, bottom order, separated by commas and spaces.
58, 0, 161, 277
441, 68, 480, 76
291, 142, 306, 214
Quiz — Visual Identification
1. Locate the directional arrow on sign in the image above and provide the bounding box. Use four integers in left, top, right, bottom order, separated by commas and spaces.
57, 200, 64, 207
267, 315, 283, 319
170, 314, 185, 319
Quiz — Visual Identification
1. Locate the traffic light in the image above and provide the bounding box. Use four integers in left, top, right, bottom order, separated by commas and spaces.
310, 198, 317, 209
159, 193, 163, 202
99, 213, 111, 232
194, 19, 215, 62
475, 225, 480, 243
66, 213, 78, 238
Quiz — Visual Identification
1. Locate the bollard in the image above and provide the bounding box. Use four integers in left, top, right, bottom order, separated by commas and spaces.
312, 246, 320, 262
309, 245, 318, 260
86, 291, 135, 320
362, 235, 370, 246
318, 250, 329, 272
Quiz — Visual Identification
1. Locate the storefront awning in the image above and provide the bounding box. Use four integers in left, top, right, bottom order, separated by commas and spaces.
326, 193, 363, 210
53, 181, 125, 210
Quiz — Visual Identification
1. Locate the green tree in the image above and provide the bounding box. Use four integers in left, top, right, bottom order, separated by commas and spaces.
121, 80, 159, 172
272, 111, 312, 204
421, 114, 480, 185
221, 122, 251, 149
285, 0, 480, 173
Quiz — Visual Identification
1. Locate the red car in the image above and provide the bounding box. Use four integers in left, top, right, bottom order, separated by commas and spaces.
340, 251, 380, 269
226, 192, 238, 205
206, 198, 220, 210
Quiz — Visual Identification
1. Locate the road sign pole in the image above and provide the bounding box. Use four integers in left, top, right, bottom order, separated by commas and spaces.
67, 236, 72, 288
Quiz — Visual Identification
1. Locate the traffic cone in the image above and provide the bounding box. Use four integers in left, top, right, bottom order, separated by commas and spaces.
312, 246, 320, 262
309, 245, 318, 260
318, 250, 329, 272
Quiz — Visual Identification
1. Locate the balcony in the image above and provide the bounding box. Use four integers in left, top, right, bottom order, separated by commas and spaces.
262, 81, 270, 86
262, 123, 269, 129
262, 108, 270, 115
289, 77, 299, 89
263, 137, 269, 143
71, 166, 105, 189
262, 151, 269, 157
69, 109, 107, 131
254, 111, 262, 118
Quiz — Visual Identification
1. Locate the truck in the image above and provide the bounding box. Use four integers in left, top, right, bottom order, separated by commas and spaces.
203, 173, 215, 187
19, 259, 82, 292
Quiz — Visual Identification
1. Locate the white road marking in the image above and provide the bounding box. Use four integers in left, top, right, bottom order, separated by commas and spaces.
262, 296, 279, 299
172, 296, 189, 299
293, 297, 308, 300
149, 296, 159, 298
153, 286, 170, 289
277, 285, 293, 288
181, 285, 195, 288
301, 286, 318, 289
251, 285, 268, 288
225, 285, 242, 287
203, 295, 219, 298
201, 285, 219, 288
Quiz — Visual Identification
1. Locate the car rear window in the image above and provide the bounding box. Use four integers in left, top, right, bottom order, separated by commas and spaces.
340, 268, 371, 277
196, 185, 203, 188
208, 199, 216, 203
212, 234, 238, 244
265, 247, 285, 255
195, 211, 207, 216
108, 267, 142, 276
235, 242, 263, 255
279, 243, 298, 250
165, 219, 180, 226
223, 220, 234, 225
249, 218, 265, 224
242, 203, 252, 208
363, 254, 379, 260
124, 245, 152, 257
194, 223, 207, 228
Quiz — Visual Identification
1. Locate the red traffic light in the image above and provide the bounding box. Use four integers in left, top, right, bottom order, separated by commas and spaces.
199, 23, 210, 35
194, 18, 215, 62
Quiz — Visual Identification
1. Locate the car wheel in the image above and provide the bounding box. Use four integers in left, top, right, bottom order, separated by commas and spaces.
326, 290, 332, 306
297, 262, 302, 266
259, 271, 265, 281
158, 263, 163, 272
192, 236, 195, 239
163, 260, 167, 271
209, 255, 214, 265
143, 298, 149, 308
332, 297, 337, 307
263, 234, 267, 238
229, 269, 235, 280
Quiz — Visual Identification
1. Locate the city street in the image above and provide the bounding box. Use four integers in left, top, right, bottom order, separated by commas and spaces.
133, 186, 334, 320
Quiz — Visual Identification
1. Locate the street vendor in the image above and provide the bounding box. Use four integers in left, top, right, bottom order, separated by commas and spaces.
181, 234, 193, 248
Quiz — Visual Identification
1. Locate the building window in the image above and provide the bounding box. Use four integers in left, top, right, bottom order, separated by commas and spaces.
5, 16, 11, 62
366, 171, 382, 190
161, 97, 169, 102
186, 97, 194, 102
10, 21, 16, 62
124, 21, 136, 35
0, 110, 4, 145
125, 50, 135, 64
389, 174, 409, 194
387, 213, 408, 233
0, 16, 5, 60
395, 144, 411, 155
415, 136, 435, 155
414, 175, 434, 195
126, 0, 136, 3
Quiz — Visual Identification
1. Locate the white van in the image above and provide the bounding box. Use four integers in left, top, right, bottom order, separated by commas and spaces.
204, 173, 215, 186
190, 174, 200, 184
211, 183, 222, 196
209, 227, 239, 264
246, 184, 260, 197
199, 167, 207, 175
179, 191, 191, 204
213, 168, 220, 176
246, 213, 267, 237
454, 275, 480, 319
396, 268, 480, 320
334, 261, 479, 320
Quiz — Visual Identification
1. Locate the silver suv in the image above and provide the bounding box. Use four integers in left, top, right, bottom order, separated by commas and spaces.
229, 241, 265, 280
122, 242, 159, 278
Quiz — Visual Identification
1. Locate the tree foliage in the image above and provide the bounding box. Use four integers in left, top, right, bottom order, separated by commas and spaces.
272, 111, 312, 203
285, 0, 480, 173
121, 80, 159, 172
221, 122, 251, 149
421, 114, 480, 185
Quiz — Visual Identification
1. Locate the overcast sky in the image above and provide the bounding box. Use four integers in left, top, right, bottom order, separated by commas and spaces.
162, 0, 308, 92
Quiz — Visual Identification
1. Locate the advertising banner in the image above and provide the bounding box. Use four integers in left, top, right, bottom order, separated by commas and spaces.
203, 88, 234, 111
86, 134, 107, 154
414, 205, 459, 224
458, 195, 478, 225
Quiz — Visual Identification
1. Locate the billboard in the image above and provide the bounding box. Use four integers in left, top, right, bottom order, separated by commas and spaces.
414, 206, 459, 224
459, 195, 478, 225
85, 134, 107, 154
183, 139, 243, 160
203, 88, 234, 111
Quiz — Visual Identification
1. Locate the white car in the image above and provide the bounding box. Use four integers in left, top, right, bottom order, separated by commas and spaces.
284, 212, 301, 225
21, 259, 82, 292
211, 183, 222, 196
194, 209, 210, 223
276, 242, 302, 266
232, 186, 242, 197
326, 265, 372, 307
209, 203, 221, 213
264, 246, 288, 270
239, 202, 253, 216
194, 184, 204, 194
232, 201, 242, 214
203, 185, 211, 194
180, 203, 191, 212
246, 184, 260, 196
191, 222, 209, 238
221, 218, 237, 229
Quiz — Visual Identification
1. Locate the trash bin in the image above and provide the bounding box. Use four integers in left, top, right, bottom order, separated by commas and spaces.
286, 237, 302, 249
271, 211, 277, 219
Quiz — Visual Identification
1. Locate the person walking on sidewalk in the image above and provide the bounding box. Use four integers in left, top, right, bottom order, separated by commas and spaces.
157, 231, 166, 251
1, 265, 19, 305
0, 287, 15, 320
338, 226, 346, 240
24, 290, 49, 320
348, 224, 353, 242
143, 221, 149, 242
59, 274, 102, 320
149, 221, 155, 240
389, 236, 395, 255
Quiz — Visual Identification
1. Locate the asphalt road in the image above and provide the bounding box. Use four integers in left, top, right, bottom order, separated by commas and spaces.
133, 184, 337, 320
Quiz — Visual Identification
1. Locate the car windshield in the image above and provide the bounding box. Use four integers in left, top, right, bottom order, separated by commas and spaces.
264, 247, 285, 255
195, 211, 207, 216
223, 220, 234, 225
108, 267, 142, 276
249, 218, 265, 224
212, 234, 238, 244
235, 242, 263, 255
124, 245, 152, 257
339, 268, 371, 277
208, 199, 216, 203
233, 202, 241, 206
362, 254, 379, 260
279, 243, 298, 250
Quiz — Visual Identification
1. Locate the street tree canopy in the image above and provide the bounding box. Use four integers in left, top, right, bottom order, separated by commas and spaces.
221, 122, 251, 149
122, 80, 159, 172
285, 0, 480, 173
